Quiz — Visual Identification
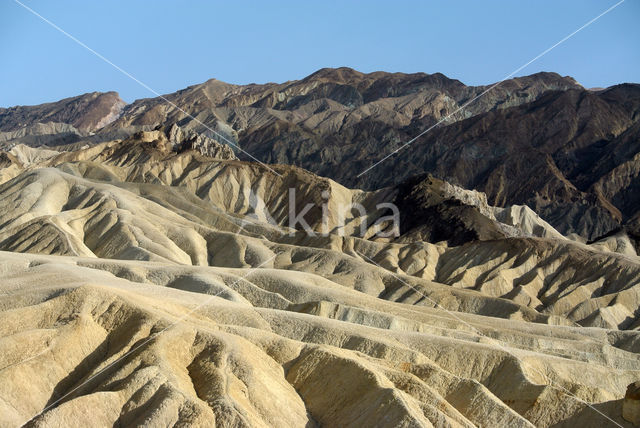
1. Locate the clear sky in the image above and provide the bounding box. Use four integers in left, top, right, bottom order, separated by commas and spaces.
1, 0, 638, 107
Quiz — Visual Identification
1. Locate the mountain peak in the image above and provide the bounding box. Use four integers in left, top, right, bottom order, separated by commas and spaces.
0, 91, 126, 133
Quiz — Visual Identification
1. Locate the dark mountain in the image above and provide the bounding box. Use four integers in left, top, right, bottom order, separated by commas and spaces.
2, 68, 639, 239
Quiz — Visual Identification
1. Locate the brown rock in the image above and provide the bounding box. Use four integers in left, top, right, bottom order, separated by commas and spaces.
624, 382, 640, 426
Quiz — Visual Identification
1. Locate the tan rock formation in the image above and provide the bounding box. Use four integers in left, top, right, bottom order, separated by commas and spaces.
0, 139, 639, 427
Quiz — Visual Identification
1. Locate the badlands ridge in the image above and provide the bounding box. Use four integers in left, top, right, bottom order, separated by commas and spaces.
0, 131, 639, 426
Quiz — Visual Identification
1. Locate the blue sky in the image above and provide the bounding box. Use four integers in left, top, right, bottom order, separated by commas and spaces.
1, 0, 638, 107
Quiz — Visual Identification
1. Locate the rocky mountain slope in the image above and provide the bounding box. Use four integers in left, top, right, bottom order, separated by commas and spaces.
99, 69, 639, 240
0, 92, 125, 146
1, 135, 640, 426
3, 68, 639, 241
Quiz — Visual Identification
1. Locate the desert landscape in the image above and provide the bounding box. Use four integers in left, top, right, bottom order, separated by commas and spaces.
0, 64, 639, 426
2, 1, 640, 425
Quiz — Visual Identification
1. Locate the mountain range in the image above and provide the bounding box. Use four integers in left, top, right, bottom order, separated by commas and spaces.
3, 68, 640, 241
1, 68, 640, 427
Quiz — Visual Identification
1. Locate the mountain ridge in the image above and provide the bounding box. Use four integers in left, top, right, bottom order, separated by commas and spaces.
1, 67, 638, 241
1, 105, 640, 426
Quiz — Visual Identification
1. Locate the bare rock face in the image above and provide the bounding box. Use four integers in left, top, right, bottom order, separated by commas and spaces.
0, 91, 125, 134
624, 382, 640, 426
393, 174, 510, 245
166, 123, 236, 160
494, 205, 567, 240
0, 92, 126, 150
0, 150, 21, 168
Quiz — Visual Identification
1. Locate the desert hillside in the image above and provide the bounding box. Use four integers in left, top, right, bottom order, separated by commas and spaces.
0, 131, 639, 427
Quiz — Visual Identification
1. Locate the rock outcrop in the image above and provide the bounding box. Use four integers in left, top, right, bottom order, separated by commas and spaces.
166, 123, 236, 159
624, 382, 640, 426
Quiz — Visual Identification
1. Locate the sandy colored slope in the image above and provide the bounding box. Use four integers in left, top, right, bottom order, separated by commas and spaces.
0, 147, 638, 329
1, 139, 640, 426
0, 251, 638, 427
